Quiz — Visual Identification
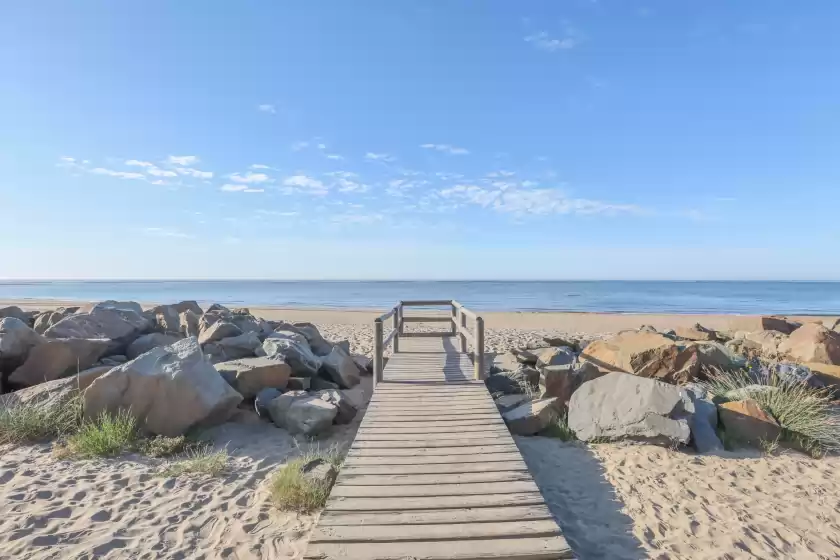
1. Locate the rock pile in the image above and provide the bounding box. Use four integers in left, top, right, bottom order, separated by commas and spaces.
489, 317, 840, 453
0, 301, 368, 438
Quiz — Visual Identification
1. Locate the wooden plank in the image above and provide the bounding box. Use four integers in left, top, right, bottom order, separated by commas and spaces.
343, 452, 524, 465
360, 415, 502, 423
347, 445, 519, 457
353, 439, 515, 449
402, 316, 454, 323
331, 481, 539, 498
340, 461, 529, 475
337, 471, 534, 486
324, 491, 549, 512
361, 425, 507, 434
304, 537, 573, 560
317, 505, 554, 527
310, 519, 562, 543
355, 432, 509, 442
365, 421, 506, 429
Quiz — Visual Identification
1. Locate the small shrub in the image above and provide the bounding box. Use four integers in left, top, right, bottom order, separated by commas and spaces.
162, 447, 228, 477
269, 450, 341, 513
541, 412, 576, 441
141, 435, 204, 458
703, 366, 840, 454
59, 409, 139, 458
0, 395, 82, 445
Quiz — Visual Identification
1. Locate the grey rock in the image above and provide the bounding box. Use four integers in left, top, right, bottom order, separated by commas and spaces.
180, 310, 200, 337
0, 305, 33, 323
45, 305, 151, 350
0, 317, 45, 367
512, 348, 541, 365
692, 341, 747, 370
568, 372, 692, 445
542, 336, 580, 350
207, 303, 231, 313
492, 352, 520, 373
198, 321, 242, 345
536, 347, 576, 369
264, 330, 309, 346
683, 383, 723, 453
351, 354, 372, 374
311, 376, 340, 391
503, 398, 560, 435
495, 393, 531, 414
485, 372, 524, 395
215, 331, 262, 360
268, 392, 337, 435
261, 338, 322, 377
9, 338, 111, 387
286, 377, 311, 391
126, 332, 183, 360
316, 389, 358, 424
214, 356, 291, 398
319, 346, 361, 389
1, 365, 109, 412
301, 458, 338, 489
293, 323, 333, 356
254, 387, 282, 418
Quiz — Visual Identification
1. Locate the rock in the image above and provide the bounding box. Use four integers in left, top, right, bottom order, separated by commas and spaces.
9, 338, 111, 387
300, 458, 338, 489
638, 325, 658, 333
286, 377, 311, 391
351, 354, 372, 374
33, 310, 72, 334
580, 331, 699, 384
180, 310, 200, 337
254, 387, 282, 418
261, 338, 322, 377
265, 330, 309, 346
0, 317, 45, 367
691, 341, 747, 370
542, 336, 579, 350
335, 340, 351, 354
803, 362, 840, 390
316, 389, 358, 424
198, 320, 242, 345
311, 376, 340, 391
540, 361, 605, 406
536, 347, 575, 369
723, 384, 779, 401
525, 340, 550, 350
512, 348, 541, 365
150, 303, 201, 334
718, 399, 781, 446
293, 323, 333, 356
682, 383, 723, 453
45, 305, 151, 350
1, 365, 110, 411
495, 393, 531, 414
503, 398, 560, 435
98, 355, 127, 367
485, 372, 524, 395
759, 361, 823, 388
725, 338, 763, 358
83, 337, 243, 436
778, 323, 840, 365
214, 356, 291, 398
568, 372, 692, 445
739, 330, 788, 358
492, 352, 520, 373
229, 313, 269, 336
0, 305, 33, 322
207, 303, 231, 313
319, 347, 361, 389
675, 323, 719, 341
268, 392, 337, 435
87, 300, 144, 315
215, 331, 262, 360
126, 332, 183, 360
731, 316, 798, 335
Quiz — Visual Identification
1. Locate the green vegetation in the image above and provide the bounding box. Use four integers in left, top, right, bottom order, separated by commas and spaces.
269, 450, 342, 513
56, 409, 140, 459
0, 394, 82, 445
703, 366, 840, 455
141, 434, 205, 458
541, 412, 576, 441
162, 447, 228, 477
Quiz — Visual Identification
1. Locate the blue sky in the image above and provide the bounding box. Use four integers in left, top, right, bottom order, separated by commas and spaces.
1, 1, 839, 280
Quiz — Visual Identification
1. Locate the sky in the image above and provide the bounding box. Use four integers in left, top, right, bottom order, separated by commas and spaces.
1, 1, 839, 280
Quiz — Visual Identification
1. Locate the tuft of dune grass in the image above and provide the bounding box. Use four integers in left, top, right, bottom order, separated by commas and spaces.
162, 447, 228, 477
0, 394, 83, 445
55, 409, 140, 459
269, 450, 342, 513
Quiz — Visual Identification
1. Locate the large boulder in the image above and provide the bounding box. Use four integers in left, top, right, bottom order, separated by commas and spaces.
580, 331, 699, 384
293, 323, 333, 356
319, 346, 361, 389
540, 361, 604, 406
1, 365, 110, 411
535, 347, 575, 369
9, 338, 111, 387
502, 398, 560, 435
778, 323, 840, 366
351, 354, 373, 374
0, 318, 45, 368
682, 383, 723, 453
568, 372, 692, 445
126, 332, 183, 360
736, 330, 788, 358
690, 342, 747, 370
180, 310, 200, 337
33, 309, 74, 334
45, 305, 151, 350
259, 338, 322, 377
0, 305, 32, 322
802, 362, 840, 390
254, 387, 282, 418
718, 399, 781, 447
214, 356, 291, 398
316, 389, 358, 424
83, 337, 243, 437
730, 316, 798, 335
675, 323, 719, 342
265, 330, 309, 346
267, 391, 337, 436
198, 320, 242, 345
542, 336, 580, 351
214, 331, 262, 360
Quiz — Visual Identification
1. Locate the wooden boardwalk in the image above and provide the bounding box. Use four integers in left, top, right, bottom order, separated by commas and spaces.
304, 336, 573, 560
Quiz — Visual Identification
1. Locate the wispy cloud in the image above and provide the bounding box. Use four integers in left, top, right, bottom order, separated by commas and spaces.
250, 164, 271, 170
175, 167, 213, 179
420, 143, 469, 155
90, 168, 146, 180
147, 168, 178, 177
335, 178, 370, 193
142, 227, 195, 239
486, 170, 516, 178
257, 104, 276, 114
326, 154, 345, 161
524, 30, 578, 52
283, 175, 328, 195
125, 160, 155, 168
365, 152, 395, 162
291, 141, 309, 151
229, 172, 271, 184
167, 155, 199, 166
220, 184, 264, 193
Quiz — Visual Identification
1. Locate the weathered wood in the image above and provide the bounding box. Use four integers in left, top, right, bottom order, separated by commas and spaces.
399, 299, 453, 306
347, 444, 520, 456
392, 308, 400, 353
310, 519, 562, 543
374, 319, 383, 384
324, 492, 549, 512
344, 452, 526, 466
340, 461, 529, 475
305, 537, 574, 560
337, 471, 534, 486
402, 315, 454, 323
475, 316, 485, 381
317, 504, 554, 526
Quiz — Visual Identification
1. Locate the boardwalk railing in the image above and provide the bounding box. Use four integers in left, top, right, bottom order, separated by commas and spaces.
373, 300, 485, 384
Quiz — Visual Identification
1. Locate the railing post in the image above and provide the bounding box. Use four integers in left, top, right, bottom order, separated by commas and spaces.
474, 316, 485, 380
398, 302, 405, 335
374, 319, 384, 384
450, 302, 457, 336
392, 306, 400, 353
459, 309, 467, 353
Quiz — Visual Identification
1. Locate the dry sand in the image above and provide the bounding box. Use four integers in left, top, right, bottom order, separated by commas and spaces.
3, 304, 840, 559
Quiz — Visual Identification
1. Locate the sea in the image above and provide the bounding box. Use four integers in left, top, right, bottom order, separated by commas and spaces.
1, 280, 839, 315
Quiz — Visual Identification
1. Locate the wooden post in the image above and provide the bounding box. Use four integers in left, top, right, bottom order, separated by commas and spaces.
450, 303, 457, 336
374, 319, 384, 384
392, 307, 400, 353
474, 316, 485, 380
459, 309, 467, 353
398, 302, 405, 335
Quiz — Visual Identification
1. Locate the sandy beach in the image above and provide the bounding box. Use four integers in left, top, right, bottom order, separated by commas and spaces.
2, 301, 840, 559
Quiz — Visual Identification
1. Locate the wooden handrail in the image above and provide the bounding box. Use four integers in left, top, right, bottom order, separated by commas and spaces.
373, 299, 485, 383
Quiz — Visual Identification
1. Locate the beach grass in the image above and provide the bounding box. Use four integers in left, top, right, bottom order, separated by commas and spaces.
0, 394, 83, 445
162, 446, 229, 477
269, 449, 342, 513
703, 366, 840, 455
56, 409, 140, 459
541, 412, 576, 441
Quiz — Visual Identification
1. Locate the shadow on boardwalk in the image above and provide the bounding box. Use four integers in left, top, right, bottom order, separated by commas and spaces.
516, 436, 647, 560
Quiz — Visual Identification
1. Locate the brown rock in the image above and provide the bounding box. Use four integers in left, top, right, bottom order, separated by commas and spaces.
802, 362, 840, 389
9, 338, 111, 387
730, 316, 798, 335
778, 323, 840, 365
542, 336, 579, 351
580, 331, 699, 384
718, 399, 781, 446
2, 366, 110, 411
502, 398, 560, 435
674, 323, 718, 342
739, 330, 788, 357
214, 356, 291, 398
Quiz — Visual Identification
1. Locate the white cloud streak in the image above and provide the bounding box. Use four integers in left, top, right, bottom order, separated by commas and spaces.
524, 30, 578, 52
365, 152, 395, 162
283, 175, 328, 195
439, 184, 640, 216
258, 104, 276, 114
167, 155, 199, 166
229, 172, 270, 184
420, 143, 469, 155
90, 168, 145, 180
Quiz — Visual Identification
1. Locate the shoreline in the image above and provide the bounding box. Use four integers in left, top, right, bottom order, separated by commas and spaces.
3, 298, 837, 334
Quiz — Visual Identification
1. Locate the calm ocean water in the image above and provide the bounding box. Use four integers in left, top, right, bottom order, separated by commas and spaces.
0, 280, 839, 315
